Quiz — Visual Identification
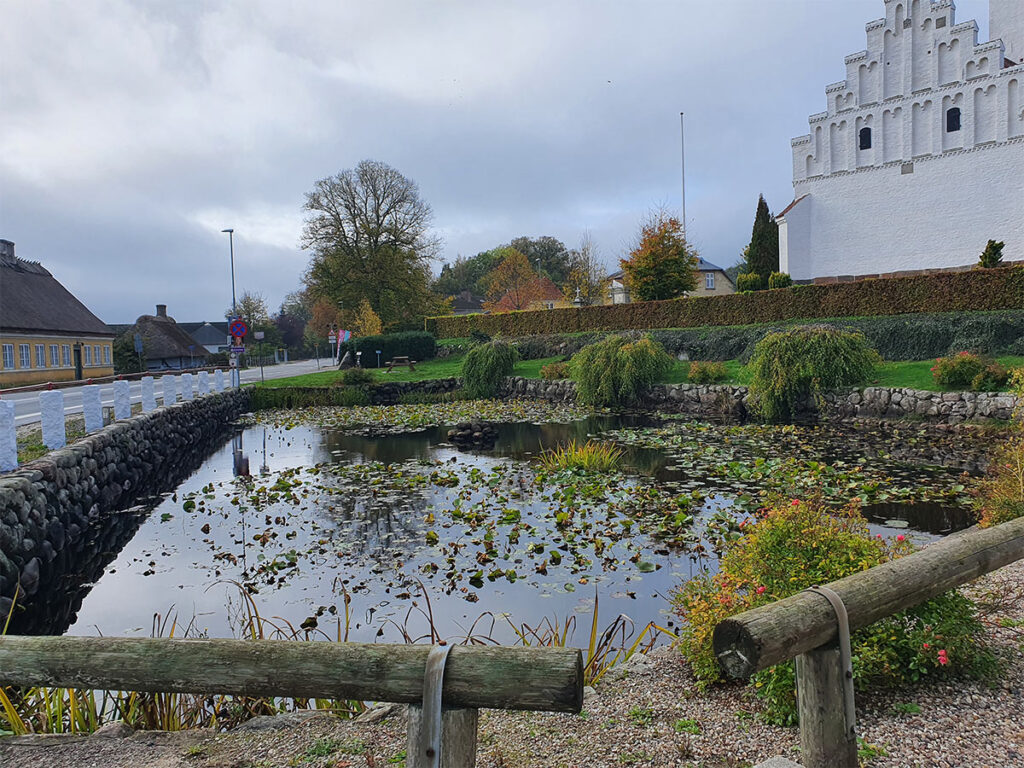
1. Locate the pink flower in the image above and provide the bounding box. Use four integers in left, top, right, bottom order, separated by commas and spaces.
876, 534, 883, 539
756, 586, 766, 595
790, 499, 800, 506
937, 649, 949, 666
922, 643, 930, 650
896, 534, 905, 542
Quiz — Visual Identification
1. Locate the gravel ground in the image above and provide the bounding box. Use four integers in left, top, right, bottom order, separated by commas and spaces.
2, 560, 1022, 768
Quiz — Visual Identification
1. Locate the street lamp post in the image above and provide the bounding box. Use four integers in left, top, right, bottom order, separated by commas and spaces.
222, 228, 238, 387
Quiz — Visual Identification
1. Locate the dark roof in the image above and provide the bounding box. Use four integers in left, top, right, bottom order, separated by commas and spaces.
695, 258, 726, 272
0, 241, 113, 337
131, 311, 209, 361
185, 322, 231, 346
450, 291, 485, 313
177, 320, 230, 336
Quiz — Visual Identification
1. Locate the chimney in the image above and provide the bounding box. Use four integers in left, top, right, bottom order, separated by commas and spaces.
0, 240, 14, 258
156, 304, 167, 318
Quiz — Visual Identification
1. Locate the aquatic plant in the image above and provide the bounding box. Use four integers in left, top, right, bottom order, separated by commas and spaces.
571, 335, 673, 407
461, 341, 519, 398
538, 439, 624, 472
747, 325, 879, 421
673, 498, 994, 725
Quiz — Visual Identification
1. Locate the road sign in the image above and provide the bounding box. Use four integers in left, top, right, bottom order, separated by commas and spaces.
328, 333, 336, 343
231, 345, 245, 353
229, 319, 249, 338
133, 333, 143, 355
254, 331, 265, 341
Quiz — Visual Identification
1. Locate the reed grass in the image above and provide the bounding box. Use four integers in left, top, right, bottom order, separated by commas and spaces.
538, 439, 624, 472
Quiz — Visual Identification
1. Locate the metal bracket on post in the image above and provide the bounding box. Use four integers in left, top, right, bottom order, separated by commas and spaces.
805, 585, 856, 736
415, 643, 454, 768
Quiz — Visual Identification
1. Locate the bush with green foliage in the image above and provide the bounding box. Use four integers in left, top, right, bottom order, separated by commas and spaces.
978, 369, 1024, 527
426, 266, 1024, 339
931, 351, 1009, 391
570, 335, 673, 407
674, 499, 994, 725
978, 239, 1005, 269
687, 361, 728, 384
345, 331, 436, 368
735, 272, 766, 292
540, 361, 572, 380
249, 386, 370, 409
767, 272, 792, 290
461, 341, 518, 398
748, 326, 879, 421
337, 367, 375, 386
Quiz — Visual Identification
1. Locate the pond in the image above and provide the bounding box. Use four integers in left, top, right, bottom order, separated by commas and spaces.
38, 402, 991, 647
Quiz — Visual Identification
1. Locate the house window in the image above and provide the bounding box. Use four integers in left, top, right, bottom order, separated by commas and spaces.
544, 301, 555, 310
103, 346, 111, 365
93, 345, 101, 365
35, 345, 46, 368
19, 344, 31, 368
50, 345, 59, 367
1, 344, 13, 369
859, 127, 872, 150
62, 344, 71, 367
84, 345, 92, 366
705, 273, 715, 290
946, 107, 961, 132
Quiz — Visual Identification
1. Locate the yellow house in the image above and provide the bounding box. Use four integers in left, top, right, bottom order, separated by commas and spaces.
0, 240, 114, 387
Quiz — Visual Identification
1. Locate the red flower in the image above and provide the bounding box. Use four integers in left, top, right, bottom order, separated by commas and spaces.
756, 586, 766, 595
922, 643, 930, 650
896, 534, 905, 542
790, 499, 800, 506
937, 649, 949, 666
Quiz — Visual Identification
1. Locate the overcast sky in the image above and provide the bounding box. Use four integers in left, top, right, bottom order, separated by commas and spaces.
0, 0, 991, 324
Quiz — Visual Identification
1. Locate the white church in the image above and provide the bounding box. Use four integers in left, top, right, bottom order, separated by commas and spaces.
778, 0, 1024, 281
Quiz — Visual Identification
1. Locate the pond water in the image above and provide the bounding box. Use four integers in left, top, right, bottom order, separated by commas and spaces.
48, 409, 987, 647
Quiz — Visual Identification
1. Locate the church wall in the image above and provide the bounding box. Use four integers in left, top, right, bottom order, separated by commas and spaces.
784, 139, 1024, 281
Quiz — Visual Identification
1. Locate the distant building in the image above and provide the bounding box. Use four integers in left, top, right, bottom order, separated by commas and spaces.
449, 290, 486, 315
491, 275, 568, 312
606, 258, 735, 304
177, 321, 231, 354
779, 0, 1024, 281
125, 305, 209, 371
0, 240, 114, 387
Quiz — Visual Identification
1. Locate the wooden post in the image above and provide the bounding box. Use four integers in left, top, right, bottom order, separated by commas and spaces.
407, 705, 478, 768
796, 641, 857, 768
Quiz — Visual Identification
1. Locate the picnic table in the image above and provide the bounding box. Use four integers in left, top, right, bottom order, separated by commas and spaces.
384, 355, 417, 372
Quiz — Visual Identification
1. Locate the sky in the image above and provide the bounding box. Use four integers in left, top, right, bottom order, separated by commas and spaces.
0, 0, 992, 324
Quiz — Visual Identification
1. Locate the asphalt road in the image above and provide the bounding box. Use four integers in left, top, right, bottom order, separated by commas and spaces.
5, 357, 330, 427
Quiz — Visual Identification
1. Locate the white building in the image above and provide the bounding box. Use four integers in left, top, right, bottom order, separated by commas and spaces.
778, 0, 1024, 281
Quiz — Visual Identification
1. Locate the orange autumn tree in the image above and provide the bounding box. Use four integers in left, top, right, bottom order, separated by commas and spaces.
619, 212, 698, 301
483, 248, 545, 311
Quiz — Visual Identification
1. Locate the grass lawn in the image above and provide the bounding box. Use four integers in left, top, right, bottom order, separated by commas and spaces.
256, 354, 1023, 392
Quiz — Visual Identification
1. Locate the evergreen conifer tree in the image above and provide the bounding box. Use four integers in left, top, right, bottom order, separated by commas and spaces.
746, 195, 779, 283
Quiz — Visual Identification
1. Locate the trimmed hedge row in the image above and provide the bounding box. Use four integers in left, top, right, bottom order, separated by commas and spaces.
501, 310, 1024, 362
343, 330, 437, 367
426, 266, 1024, 339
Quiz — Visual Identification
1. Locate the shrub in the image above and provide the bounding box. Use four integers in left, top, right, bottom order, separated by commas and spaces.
540, 361, 571, 380
747, 326, 879, 421
337, 367, 375, 386
978, 369, 1024, 527
346, 331, 436, 368
978, 239, 1004, 269
461, 341, 518, 398
767, 272, 792, 290
931, 351, 1008, 391
469, 329, 491, 344
570, 335, 673, 407
673, 499, 993, 725
687, 361, 728, 384
538, 439, 623, 472
735, 272, 766, 292
425, 266, 1024, 339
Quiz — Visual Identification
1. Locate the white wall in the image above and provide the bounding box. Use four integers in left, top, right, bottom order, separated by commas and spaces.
780, 139, 1024, 280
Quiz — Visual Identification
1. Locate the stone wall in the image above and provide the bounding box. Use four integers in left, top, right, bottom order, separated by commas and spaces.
0, 389, 249, 633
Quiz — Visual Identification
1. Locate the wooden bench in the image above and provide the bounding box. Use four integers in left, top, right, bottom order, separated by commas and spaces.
384, 355, 417, 372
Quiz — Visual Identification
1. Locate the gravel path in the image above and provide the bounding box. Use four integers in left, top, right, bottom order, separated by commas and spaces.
2, 560, 1022, 768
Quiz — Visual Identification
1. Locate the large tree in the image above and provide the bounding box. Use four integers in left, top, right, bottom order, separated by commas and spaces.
619, 212, 698, 301
301, 160, 444, 329
509, 236, 572, 287
563, 232, 608, 306
433, 248, 505, 297
226, 290, 270, 326
745, 195, 780, 281
483, 248, 544, 311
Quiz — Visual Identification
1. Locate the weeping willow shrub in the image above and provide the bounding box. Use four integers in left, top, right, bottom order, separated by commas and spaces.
747, 325, 880, 421
461, 341, 519, 398
571, 335, 673, 407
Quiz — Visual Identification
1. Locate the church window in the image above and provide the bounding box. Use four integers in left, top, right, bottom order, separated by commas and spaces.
935, 17, 946, 29
901, 162, 915, 174
946, 107, 961, 132
903, 18, 912, 29
859, 127, 872, 149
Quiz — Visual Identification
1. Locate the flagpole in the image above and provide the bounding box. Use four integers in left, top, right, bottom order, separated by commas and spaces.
680, 111, 686, 241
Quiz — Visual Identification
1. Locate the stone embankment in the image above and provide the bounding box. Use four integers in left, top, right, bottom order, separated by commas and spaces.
0, 389, 248, 633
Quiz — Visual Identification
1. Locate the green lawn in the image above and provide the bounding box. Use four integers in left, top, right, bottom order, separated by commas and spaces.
256, 354, 1023, 392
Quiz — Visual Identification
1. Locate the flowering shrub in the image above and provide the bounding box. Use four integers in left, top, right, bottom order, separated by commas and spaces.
687, 361, 728, 384
673, 499, 993, 725
931, 351, 1009, 391
539, 361, 571, 380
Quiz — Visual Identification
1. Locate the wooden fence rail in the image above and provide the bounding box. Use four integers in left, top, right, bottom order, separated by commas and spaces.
713, 515, 1024, 768
0, 636, 583, 767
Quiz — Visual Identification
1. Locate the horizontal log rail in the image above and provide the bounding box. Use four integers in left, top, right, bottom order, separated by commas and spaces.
712, 515, 1024, 768
0, 636, 583, 714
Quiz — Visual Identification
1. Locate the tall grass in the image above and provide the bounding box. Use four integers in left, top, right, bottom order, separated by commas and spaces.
538, 439, 624, 472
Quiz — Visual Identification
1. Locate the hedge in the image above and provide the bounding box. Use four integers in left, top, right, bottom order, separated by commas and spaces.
343, 331, 437, 368
426, 266, 1024, 339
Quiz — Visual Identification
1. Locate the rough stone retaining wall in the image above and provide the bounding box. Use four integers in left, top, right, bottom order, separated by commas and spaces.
499, 377, 1021, 423
0, 389, 249, 633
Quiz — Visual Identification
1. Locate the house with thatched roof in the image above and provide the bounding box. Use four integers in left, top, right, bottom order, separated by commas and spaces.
125, 305, 209, 371
0, 240, 115, 387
